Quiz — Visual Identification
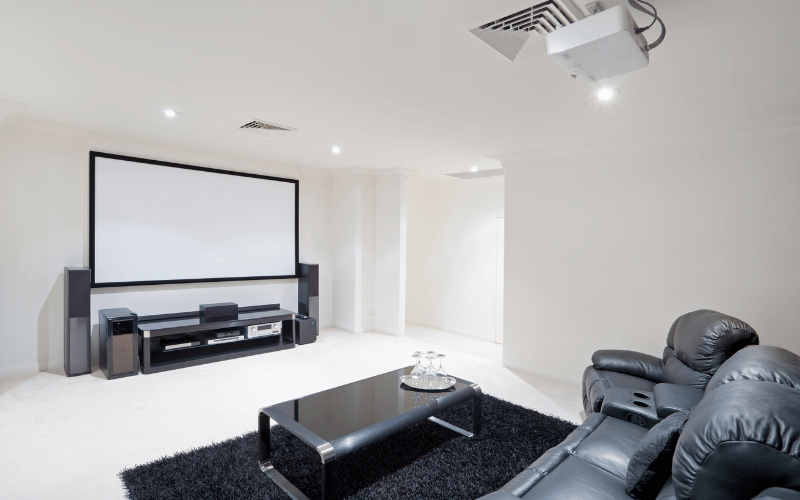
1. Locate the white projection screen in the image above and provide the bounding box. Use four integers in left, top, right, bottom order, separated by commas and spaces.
90, 152, 298, 287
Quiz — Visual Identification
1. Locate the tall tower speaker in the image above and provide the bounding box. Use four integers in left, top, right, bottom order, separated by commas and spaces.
298, 263, 319, 336
64, 267, 91, 376
99, 308, 139, 380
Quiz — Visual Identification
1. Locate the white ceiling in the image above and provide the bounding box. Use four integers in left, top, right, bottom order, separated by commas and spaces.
2, 0, 799, 175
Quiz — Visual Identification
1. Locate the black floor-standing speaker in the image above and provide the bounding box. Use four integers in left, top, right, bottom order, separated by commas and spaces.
297, 263, 319, 344
99, 308, 139, 380
64, 267, 91, 376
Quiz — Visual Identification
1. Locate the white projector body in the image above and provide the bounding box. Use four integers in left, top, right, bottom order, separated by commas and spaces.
546, 5, 648, 83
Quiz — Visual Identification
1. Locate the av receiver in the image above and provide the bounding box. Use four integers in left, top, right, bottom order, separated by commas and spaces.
247, 322, 282, 339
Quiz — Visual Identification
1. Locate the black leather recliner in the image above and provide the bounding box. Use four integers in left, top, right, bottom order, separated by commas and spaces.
582, 309, 759, 415
478, 344, 800, 500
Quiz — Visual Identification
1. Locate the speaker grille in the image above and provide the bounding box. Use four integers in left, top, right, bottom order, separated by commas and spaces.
112, 333, 134, 375
68, 317, 91, 375
68, 271, 90, 316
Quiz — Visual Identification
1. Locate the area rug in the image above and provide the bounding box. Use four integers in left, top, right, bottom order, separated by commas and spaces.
120, 395, 577, 500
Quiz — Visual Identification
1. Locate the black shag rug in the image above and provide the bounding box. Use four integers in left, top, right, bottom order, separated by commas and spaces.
120, 395, 577, 500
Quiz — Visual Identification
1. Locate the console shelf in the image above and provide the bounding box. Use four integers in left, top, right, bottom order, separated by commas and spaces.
138, 304, 295, 374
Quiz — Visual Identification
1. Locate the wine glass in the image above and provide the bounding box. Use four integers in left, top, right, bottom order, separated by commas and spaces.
435, 353, 448, 379
410, 351, 424, 380
424, 351, 437, 387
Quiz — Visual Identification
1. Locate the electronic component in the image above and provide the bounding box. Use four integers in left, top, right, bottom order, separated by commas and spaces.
247, 322, 282, 339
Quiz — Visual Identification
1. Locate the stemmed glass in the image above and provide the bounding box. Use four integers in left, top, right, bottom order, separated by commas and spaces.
424, 351, 437, 387
410, 351, 424, 381
435, 353, 448, 379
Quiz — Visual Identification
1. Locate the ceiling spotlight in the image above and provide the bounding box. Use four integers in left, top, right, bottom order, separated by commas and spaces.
597, 89, 619, 101
163, 109, 180, 118
331, 146, 341, 154
471, 166, 478, 172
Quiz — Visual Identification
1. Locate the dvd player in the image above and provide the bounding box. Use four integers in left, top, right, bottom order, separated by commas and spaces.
161, 337, 201, 351
211, 330, 241, 339
204, 335, 245, 345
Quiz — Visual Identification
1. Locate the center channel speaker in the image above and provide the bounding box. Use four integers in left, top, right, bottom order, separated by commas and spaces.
64, 267, 91, 376
99, 308, 139, 380
298, 263, 319, 336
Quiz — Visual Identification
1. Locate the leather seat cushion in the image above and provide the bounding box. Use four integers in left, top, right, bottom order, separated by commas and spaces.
520, 456, 630, 500
574, 416, 648, 478
503, 413, 648, 500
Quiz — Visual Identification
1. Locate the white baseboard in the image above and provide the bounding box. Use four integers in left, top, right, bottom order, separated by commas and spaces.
332, 322, 362, 333
502, 359, 581, 387
405, 319, 495, 343
0, 363, 48, 378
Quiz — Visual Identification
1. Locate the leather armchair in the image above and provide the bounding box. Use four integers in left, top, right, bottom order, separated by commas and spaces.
582, 309, 758, 415
478, 345, 800, 500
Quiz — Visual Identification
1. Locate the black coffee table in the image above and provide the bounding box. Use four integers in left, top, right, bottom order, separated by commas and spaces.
258, 366, 482, 500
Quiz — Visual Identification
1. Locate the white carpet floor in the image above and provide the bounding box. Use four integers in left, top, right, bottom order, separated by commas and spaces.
0, 325, 582, 500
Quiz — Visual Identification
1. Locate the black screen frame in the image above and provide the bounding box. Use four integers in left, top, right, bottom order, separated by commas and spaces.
89, 151, 299, 288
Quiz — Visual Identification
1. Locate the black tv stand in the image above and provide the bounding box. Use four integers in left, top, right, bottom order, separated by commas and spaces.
137, 304, 295, 374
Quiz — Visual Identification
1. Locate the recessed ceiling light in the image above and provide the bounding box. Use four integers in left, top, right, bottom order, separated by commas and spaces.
331, 146, 341, 154
164, 109, 180, 118
597, 89, 619, 101
471, 166, 479, 172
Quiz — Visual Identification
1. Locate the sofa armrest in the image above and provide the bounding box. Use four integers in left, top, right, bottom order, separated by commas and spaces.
600, 387, 660, 428
653, 383, 704, 418
592, 350, 665, 383
752, 488, 800, 500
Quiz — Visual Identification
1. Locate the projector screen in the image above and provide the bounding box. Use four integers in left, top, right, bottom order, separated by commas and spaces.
89, 152, 298, 287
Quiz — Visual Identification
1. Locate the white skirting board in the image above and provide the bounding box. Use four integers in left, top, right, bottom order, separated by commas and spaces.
502, 359, 581, 387
405, 319, 494, 343
0, 362, 63, 378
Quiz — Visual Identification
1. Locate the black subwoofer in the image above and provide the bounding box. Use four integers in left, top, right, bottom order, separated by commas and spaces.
64, 267, 91, 376
295, 316, 318, 345
99, 308, 138, 380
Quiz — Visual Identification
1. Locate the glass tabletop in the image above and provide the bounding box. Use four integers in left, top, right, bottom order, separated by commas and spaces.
267, 366, 473, 442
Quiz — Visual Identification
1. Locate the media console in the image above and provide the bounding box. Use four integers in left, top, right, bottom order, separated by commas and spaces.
137, 304, 295, 374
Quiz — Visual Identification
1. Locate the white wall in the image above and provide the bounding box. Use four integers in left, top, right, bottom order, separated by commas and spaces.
331, 172, 365, 333
500, 118, 800, 383
298, 169, 333, 330
361, 176, 376, 332
406, 178, 504, 342
0, 124, 86, 376
375, 173, 410, 336
0, 120, 333, 375
330, 169, 411, 336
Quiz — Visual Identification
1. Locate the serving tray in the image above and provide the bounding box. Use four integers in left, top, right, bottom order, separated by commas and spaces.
400, 375, 456, 391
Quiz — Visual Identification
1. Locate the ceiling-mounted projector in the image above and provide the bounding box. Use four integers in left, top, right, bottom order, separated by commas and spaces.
546, 1, 665, 83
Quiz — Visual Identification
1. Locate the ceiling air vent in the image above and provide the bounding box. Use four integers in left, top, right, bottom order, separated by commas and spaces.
239, 119, 297, 138
465, 0, 584, 61
447, 169, 505, 180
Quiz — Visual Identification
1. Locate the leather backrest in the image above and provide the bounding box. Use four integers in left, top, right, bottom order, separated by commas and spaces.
662, 347, 710, 389
705, 345, 800, 393
662, 310, 758, 388
672, 381, 800, 500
